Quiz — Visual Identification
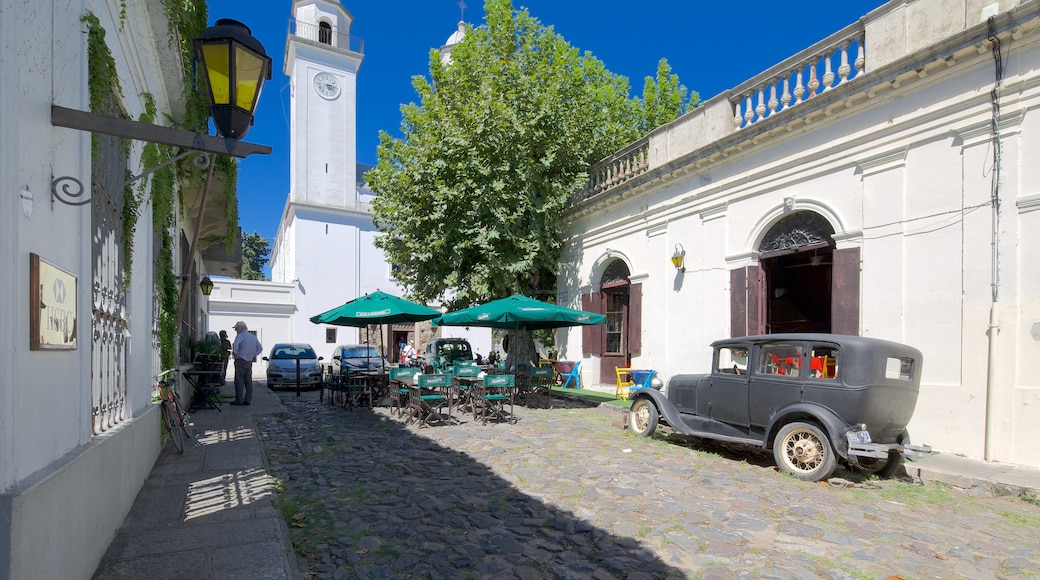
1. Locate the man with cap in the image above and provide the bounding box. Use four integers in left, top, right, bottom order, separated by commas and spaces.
231, 321, 263, 405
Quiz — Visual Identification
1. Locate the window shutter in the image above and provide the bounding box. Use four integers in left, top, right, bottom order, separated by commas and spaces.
748, 265, 766, 335
582, 291, 604, 356
831, 247, 860, 335
627, 283, 642, 353
730, 268, 747, 337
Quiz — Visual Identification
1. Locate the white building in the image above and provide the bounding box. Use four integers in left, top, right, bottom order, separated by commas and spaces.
557, 0, 1040, 469
0, 1, 241, 577
261, 1, 490, 363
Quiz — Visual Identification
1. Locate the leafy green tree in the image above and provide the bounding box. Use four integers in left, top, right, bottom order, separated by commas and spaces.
638, 58, 699, 134
241, 231, 270, 281
368, 0, 641, 309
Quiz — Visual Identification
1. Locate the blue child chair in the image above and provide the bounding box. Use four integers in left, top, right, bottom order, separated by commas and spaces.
559, 360, 582, 389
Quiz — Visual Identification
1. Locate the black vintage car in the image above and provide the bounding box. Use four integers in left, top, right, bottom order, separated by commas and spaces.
627, 334, 931, 481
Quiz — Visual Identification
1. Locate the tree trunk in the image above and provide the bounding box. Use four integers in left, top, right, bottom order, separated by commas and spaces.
504, 330, 538, 370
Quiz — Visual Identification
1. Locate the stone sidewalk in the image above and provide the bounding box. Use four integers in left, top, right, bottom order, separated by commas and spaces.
92, 382, 298, 580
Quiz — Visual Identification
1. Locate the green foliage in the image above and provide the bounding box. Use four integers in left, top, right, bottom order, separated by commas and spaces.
140, 95, 180, 370
637, 58, 699, 134
82, 14, 122, 117
241, 231, 271, 280
368, 0, 642, 308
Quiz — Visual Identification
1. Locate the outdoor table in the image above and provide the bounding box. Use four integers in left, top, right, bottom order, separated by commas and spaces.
183, 367, 223, 412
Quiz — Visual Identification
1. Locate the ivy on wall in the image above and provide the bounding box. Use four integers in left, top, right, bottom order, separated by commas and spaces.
84, 0, 244, 368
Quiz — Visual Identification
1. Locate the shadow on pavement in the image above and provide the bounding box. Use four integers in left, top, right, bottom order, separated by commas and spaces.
259, 392, 685, 578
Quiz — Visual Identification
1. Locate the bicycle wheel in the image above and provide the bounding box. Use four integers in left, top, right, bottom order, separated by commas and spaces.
161, 400, 184, 454
171, 393, 194, 440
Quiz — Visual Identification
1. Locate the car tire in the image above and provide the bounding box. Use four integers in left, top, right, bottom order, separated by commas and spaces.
628, 398, 659, 437
773, 421, 837, 481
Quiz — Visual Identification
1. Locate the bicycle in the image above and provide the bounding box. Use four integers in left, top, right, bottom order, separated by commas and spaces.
156, 369, 193, 454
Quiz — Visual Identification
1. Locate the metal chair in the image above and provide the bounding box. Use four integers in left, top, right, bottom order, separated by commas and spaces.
388, 367, 418, 417
408, 374, 451, 427
477, 373, 516, 425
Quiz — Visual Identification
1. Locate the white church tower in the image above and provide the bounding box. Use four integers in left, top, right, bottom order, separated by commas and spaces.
271, 0, 398, 358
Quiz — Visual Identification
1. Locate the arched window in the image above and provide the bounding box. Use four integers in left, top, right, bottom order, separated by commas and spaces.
318, 22, 332, 45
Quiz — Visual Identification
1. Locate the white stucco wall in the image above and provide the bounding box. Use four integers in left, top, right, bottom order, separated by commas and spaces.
0, 0, 183, 576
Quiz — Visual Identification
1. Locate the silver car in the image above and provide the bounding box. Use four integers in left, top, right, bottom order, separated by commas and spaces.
331, 344, 389, 375
264, 343, 323, 389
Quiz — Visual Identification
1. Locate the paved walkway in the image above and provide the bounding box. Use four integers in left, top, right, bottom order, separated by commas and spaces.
94, 382, 1040, 579
92, 382, 298, 580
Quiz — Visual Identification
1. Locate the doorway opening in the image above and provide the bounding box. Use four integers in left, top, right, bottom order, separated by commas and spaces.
758, 212, 836, 334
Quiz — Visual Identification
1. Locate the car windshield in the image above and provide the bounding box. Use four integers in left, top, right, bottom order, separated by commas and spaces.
271, 346, 316, 359
342, 346, 381, 359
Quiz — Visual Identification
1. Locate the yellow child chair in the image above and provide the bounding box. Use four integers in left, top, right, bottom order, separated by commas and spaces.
615, 367, 634, 399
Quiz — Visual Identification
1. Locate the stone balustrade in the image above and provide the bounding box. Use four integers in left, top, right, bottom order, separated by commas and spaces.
575, 137, 650, 202
730, 22, 865, 129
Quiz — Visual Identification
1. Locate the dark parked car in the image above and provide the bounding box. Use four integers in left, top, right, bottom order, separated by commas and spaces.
627, 334, 931, 481
330, 344, 390, 375
423, 337, 473, 372
264, 343, 323, 389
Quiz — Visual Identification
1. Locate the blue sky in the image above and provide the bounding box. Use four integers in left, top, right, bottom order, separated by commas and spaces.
206, 0, 884, 246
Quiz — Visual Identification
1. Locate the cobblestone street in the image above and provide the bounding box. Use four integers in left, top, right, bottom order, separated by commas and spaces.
257, 391, 1040, 579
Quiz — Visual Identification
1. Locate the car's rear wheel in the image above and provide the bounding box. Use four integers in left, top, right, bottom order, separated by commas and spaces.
628, 398, 659, 437
773, 422, 836, 481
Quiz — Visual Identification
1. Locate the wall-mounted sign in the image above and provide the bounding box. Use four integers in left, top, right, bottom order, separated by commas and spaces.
30, 253, 77, 350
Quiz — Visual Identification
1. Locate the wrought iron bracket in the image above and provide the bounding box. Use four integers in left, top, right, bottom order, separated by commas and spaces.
51, 149, 213, 206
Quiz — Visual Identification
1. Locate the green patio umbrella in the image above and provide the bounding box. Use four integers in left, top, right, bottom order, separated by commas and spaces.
310, 290, 440, 364
431, 294, 606, 331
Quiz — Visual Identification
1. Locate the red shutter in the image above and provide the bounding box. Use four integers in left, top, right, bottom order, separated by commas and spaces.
582, 292, 604, 356
627, 283, 642, 353
730, 268, 747, 337
831, 247, 861, 335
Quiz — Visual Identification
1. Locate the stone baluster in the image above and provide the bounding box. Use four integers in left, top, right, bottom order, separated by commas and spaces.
837, 41, 851, 84
768, 82, 779, 116
743, 94, 755, 125
855, 36, 865, 74
781, 73, 792, 109
807, 59, 820, 98
822, 51, 835, 91
793, 69, 806, 104
755, 89, 767, 122
733, 98, 744, 128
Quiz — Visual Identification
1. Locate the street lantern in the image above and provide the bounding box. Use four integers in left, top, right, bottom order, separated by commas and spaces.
199, 276, 214, 296
671, 243, 685, 272
194, 19, 272, 140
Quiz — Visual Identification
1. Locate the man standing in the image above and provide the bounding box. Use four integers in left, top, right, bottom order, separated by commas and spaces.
218, 330, 232, 385
231, 321, 263, 406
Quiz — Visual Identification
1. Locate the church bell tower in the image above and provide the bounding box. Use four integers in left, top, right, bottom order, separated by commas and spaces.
285, 0, 363, 207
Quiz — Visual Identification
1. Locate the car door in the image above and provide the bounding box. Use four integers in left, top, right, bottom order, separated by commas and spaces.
748, 340, 807, 429
708, 344, 752, 428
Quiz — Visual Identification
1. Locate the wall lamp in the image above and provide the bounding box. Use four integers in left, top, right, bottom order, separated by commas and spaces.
199, 276, 214, 296
671, 243, 686, 272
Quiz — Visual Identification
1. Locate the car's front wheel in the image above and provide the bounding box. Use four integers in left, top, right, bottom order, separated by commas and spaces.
628, 398, 659, 437
773, 422, 837, 481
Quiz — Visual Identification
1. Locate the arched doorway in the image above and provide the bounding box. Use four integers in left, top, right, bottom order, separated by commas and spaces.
582, 259, 642, 381
759, 212, 835, 333
730, 211, 860, 337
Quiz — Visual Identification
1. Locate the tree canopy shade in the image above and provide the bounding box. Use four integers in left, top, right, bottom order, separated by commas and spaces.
368, 0, 661, 309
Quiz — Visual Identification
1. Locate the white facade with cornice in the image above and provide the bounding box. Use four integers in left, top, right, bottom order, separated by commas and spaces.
559, 0, 1040, 469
